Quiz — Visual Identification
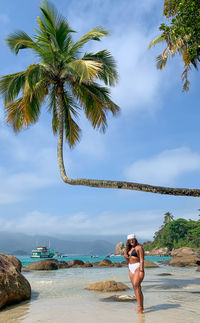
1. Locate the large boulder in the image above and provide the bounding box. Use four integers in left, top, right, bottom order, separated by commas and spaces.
67, 260, 84, 267
144, 259, 159, 268
86, 280, 130, 292
0, 254, 31, 309
0, 254, 22, 272
169, 247, 200, 267
23, 259, 59, 271
97, 259, 114, 267
146, 247, 170, 256
115, 242, 125, 255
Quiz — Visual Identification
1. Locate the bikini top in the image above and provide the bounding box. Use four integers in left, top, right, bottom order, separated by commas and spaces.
129, 248, 138, 257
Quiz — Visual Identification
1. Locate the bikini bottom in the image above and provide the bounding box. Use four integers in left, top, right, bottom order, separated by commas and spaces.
129, 262, 140, 275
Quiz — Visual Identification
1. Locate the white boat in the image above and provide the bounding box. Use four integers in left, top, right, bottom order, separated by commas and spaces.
31, 246, 54, 258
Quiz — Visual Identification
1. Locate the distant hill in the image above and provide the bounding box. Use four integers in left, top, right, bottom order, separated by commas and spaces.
0, 231, 117, 255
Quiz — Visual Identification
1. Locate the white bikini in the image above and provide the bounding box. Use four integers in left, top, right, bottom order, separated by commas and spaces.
129, 262, 140, 274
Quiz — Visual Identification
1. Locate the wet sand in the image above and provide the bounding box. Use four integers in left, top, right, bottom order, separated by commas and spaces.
0, 265, 200, 323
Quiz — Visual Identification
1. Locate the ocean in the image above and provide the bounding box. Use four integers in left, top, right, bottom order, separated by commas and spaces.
0, 256, 200, 323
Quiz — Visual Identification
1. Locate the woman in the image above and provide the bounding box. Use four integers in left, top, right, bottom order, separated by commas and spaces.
124, 233, 144, 314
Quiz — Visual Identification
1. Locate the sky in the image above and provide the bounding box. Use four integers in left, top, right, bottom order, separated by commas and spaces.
0, 0, 200, 241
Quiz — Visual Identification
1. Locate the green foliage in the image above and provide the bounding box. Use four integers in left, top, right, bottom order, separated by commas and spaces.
143, 211, 200, 251
150, 0, 200, 91
0, 0, 119, 147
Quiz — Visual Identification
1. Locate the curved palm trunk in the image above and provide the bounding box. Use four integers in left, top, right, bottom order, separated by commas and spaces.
57, 91, 200, 197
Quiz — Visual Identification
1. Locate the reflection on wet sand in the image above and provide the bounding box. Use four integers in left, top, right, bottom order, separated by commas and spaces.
144, 303, 180, 313
0, 301, 30, 322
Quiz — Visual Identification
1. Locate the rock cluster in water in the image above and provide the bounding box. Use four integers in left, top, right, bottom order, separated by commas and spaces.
22, 258, 158, 271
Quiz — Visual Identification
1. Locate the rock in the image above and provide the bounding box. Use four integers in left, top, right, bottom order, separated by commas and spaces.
23, 259, 59, 271
121, 261, 128, 265
145, 247, 170, 256
157, 273, 172, 276
97, 259, 114, 267
0, 254, 22, 272
113, 262, 123, 267
83, 262, 93, 268
115, 242, 125, 255
58, 261, 69, 269
169, 247, 200, 267
67, 260, 84, 267
157, 260, 170, 264
0, 253, 31, 309
144, 259, 159, 268
86, 280, 130, 292
196, 266, 200, 272
102, 294, 136, 302
171, 247, 200, 257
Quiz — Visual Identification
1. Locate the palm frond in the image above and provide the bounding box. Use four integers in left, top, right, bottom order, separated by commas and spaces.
70, 27, 109, 55
181, 67, 190, 92
149, 34, 166, 49
47, 85, 58, 133
39, 0, 74, 51
62, 93, 81, 147
83, 50, 118, 86
156, 51, 169, 70
71, 81, 119, 132
0, 71, 25, 104
26, 64, 47, 90
5, 31, 36, 54
182, 47, 191, 67
65, 59, 102, 83
5, 76, 47, 132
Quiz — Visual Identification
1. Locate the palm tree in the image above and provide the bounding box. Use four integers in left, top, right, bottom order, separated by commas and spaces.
163, 212, 174, 225
1, 0, 200, 197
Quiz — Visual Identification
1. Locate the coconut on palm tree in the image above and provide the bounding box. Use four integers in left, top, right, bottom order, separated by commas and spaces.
1, 0, 200, 197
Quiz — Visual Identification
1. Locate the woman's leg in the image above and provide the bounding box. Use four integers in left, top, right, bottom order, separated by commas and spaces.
132, 269, 144, 313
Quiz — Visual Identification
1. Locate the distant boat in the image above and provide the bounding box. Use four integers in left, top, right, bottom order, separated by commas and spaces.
91, 255, 99, 258
31, 246, 54, 258
52, 252, 62, 258
60, 254, 68, 258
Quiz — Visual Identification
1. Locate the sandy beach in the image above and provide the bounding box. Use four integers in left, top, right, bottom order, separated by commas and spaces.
0, 264, 199, 323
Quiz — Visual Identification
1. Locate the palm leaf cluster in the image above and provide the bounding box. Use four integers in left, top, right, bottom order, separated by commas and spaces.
149, 0, 200, 91
0, 0, 119, 147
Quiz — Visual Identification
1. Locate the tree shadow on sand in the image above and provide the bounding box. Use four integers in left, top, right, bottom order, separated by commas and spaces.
145, 303, 180, 313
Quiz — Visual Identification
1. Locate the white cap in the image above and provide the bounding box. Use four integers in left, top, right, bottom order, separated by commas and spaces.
127, 233, 136, 240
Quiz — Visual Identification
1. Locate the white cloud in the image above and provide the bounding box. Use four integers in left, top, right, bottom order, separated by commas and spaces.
0, 127, 62, 204
1, 207, 199, 240
0, 209, 163, 239
125, 147, 200, 185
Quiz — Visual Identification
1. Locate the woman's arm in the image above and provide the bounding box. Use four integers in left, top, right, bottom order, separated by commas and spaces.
138, 246, 144, 272
124, 250, 129, 262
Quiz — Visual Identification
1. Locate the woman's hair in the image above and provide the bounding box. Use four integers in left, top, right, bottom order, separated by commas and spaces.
125, 238, 139, 255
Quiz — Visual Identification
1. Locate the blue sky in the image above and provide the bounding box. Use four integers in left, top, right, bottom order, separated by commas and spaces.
0, 0, 200, 240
